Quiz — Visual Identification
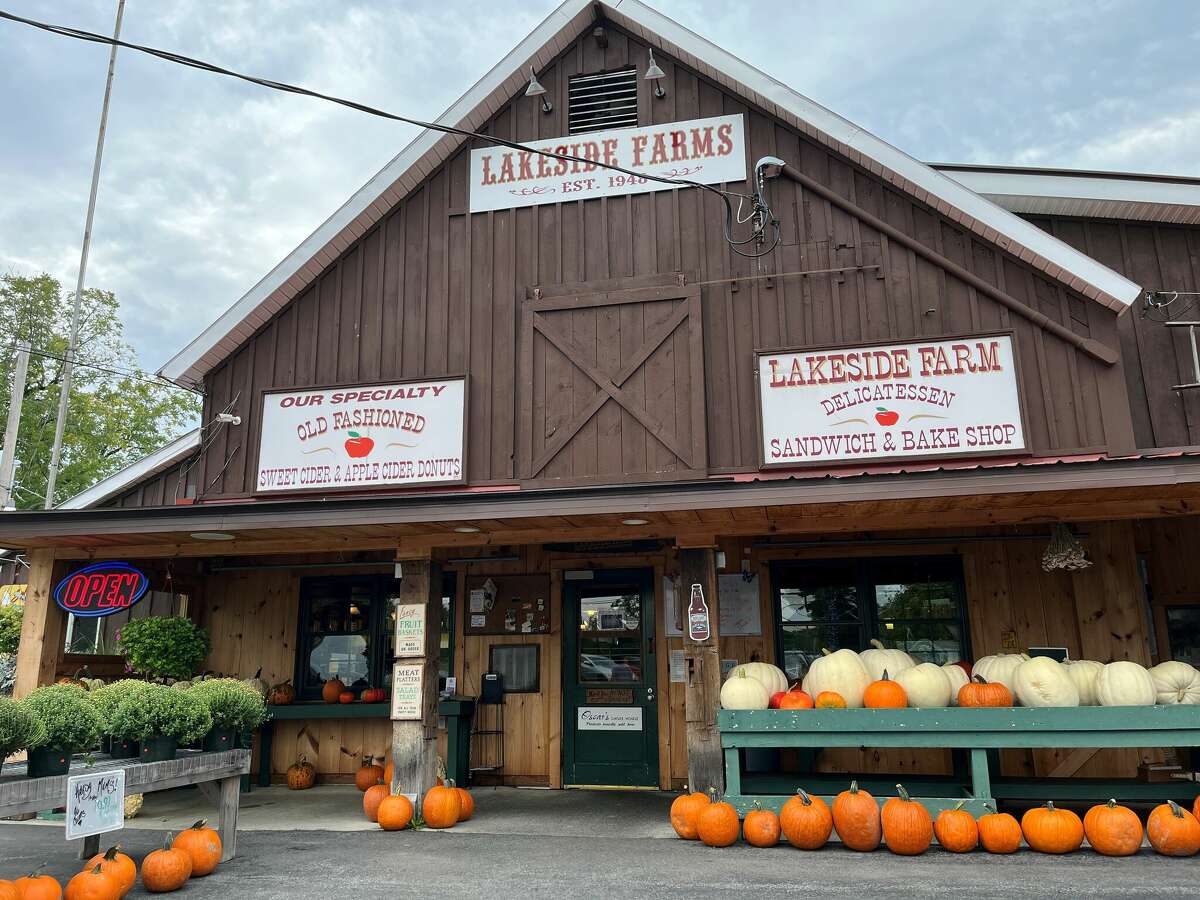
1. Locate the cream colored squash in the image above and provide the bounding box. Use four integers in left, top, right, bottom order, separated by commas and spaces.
1013, 656, 1080, 708
1063, 659, 1103, 706
728, 661, 789, 698
972, 653, 1028, 697
893, 663, 953, 708
942, 663, 970, 704
858, 639, 916, 682
720, 669, 770, 710
801, 648, 871, 709
1148, 660, 1200, 705
1096, 660, 1156, 707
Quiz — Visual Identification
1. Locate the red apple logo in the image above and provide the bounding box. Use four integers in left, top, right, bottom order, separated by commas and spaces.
874, 407, 899, 427
344, 431, 374, 458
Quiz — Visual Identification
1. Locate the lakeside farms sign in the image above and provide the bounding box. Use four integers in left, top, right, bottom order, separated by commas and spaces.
757, 334, 1026, 467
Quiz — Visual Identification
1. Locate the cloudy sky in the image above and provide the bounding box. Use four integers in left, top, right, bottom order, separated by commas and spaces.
1, 0, 1197, 375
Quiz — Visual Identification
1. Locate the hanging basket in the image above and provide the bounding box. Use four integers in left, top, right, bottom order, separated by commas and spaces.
1042, 524, 1092, 572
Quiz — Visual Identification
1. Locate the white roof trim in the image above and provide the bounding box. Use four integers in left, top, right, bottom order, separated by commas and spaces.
158, 0, 1141, 387
58, 429, 200, 510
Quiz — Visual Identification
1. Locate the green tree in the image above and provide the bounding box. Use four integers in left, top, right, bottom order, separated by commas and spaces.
1, 273, 200, 508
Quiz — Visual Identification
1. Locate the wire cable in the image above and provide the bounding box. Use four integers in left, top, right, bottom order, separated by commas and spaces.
3, 342, 196, 392
0, 8, 780, 257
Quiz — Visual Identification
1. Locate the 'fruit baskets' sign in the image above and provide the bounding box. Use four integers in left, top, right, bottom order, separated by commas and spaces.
757, 333, 1026, 467
255, 377, 466, 494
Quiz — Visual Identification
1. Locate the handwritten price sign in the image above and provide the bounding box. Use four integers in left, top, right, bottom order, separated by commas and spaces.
65, 769, 125, 841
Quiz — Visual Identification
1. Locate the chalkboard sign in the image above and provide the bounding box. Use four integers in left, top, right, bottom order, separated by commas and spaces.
65, 769, 125, 841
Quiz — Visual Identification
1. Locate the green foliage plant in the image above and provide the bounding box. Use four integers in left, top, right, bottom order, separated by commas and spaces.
187, 678, 268, 731
0, 695, 46, 760
0, 603, 22, 655
90, 679, 155, 723
21, 684, 105, 751
108, 683, 212, 743
118, 617, 210, 681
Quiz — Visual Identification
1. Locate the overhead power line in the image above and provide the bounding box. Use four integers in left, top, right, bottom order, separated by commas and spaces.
3, 342, 196, 392
0, 8, 781, 258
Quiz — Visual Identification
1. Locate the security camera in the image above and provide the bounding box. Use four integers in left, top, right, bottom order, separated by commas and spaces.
215, 413, 241, 425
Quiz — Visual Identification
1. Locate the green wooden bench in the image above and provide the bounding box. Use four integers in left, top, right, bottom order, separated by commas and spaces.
258, 703, 390, 787
719, 706, 1200, 815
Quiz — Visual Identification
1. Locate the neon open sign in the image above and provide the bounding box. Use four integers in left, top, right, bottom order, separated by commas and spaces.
54, 562, 150, 618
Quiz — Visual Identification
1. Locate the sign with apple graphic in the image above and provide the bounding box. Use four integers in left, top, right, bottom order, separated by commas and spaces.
343, 431, 374, 458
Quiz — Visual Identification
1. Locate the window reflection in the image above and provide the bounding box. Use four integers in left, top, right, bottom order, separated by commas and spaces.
578, 591, 642, 682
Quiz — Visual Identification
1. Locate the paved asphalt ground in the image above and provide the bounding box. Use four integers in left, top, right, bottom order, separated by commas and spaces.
2, 824, 1197, 899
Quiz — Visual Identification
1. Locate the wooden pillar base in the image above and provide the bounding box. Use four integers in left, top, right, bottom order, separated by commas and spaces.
679, 546, 724, 796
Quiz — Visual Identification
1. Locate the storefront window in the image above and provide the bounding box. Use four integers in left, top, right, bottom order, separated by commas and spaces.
772, 557, 968, 681
577, 590, 643, 683
1165, 606, 1200, 665
64, 590, 189, 655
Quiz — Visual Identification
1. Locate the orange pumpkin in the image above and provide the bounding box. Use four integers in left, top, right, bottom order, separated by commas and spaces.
454, 785, 475, 822
171, 819, 222, 877
697, 794, 740, 847
934, 800, 979, 853
1083, 799, 1143, 857
82, 846, 136, 897
377, 792, 415, 831
978, 805, 1022, 853
322, 678, 345, 703
355, 762, 385, 792
1147, 800, 1200, 857
141, 836, 193, 893
0, 880, 19, 900
670, 791, 711, 840
1021, 801, 1084, 854
881, 784, 933, 855
422, 782, 462, 829
363, 782, 389, 822
286, 756, 316, 790
742, 803, 781, 848
863, 671, 907, 709
957, 675, 1013, 708
777, 690, 814, 710
64, 865, 120, 900
832, 780, 881, 851
814, 691, 847, 709
14, 869, 62, 900
779, 788, 832, 850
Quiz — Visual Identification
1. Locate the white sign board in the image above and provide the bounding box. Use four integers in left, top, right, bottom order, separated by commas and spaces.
255, 378, 465, 494
470, 114, 747, 212
757, 334, 1026, 466
718, 574, 761, 636
393, 603, 426, 657
65, 769, 125, 841
390, 662, 424, 721
577, 706, 643, 731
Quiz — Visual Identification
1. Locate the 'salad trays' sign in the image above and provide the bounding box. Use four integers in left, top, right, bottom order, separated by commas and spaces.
757, 334, 1026, 466
255, 377, 466, 493
54, 562, 150, 618
470, 114, 747, 212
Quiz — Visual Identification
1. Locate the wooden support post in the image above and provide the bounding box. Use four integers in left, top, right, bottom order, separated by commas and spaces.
390, 554, 442, 812
14, 549, 66, 699
679, 543, 724, 797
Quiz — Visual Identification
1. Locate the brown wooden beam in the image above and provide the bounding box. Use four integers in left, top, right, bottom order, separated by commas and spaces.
13, 549, 66, 698
679, 547, 723, 797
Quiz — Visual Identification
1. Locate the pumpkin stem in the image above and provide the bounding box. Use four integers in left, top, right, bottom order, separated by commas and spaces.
849, 780, 859, 794
869, 638, 886, 651
820, 648, 832, 657
982, 803, 997, 814
881, 669, 890, 681
1106, 798, 1118, 809
163, 833, 175, 851
27, 863, 47, 878
1045, 800, 1055, 812
708, 786, 718, 803
972, 675, 989, 684
797, 787, 812, 806
190, 818, 208, 830
895, 783, 911, 803
90, 864, 104, 876
1168, 800, 1185, 818
104, 845, 121, 861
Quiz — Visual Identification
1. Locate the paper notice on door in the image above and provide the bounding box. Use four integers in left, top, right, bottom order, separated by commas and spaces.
469, 589, 488, 613
470, 614, 486, 628
669, 649, 686, 683
577, 706, 643, 731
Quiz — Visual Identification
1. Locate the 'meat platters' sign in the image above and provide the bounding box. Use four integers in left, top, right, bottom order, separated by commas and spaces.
470, 114, 746, 212
757, 334, 1026, 466
255, 378, 466, 494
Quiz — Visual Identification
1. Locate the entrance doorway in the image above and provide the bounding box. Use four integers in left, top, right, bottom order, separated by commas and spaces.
562, 569, 659, 787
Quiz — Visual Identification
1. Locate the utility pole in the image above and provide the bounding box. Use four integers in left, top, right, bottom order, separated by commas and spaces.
0, 344, 31, 510
44, 0, 126, 508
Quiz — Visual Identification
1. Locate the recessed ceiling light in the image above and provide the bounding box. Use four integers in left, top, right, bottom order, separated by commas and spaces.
189, 531, 235, 541
454, 526, 481, 534
622, 518, 649, 526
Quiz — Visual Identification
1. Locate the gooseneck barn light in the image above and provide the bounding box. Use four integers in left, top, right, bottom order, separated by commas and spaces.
525, 66, 552, 114
644, 49, 666, 98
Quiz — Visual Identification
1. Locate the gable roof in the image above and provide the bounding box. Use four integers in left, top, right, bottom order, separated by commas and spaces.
58, 428, 199, 510
158, 0, 1142, 388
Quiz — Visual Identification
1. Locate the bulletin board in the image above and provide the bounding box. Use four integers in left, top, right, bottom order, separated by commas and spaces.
463, 574, 551, 635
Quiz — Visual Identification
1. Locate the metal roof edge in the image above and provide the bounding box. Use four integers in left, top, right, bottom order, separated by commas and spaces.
57, 429, 201, 510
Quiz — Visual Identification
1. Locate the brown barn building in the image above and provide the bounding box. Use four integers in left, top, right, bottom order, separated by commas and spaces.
6, 0, 1200, 801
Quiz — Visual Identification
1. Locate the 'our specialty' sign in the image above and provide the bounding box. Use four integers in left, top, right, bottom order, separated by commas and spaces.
757, 334, 1026, 466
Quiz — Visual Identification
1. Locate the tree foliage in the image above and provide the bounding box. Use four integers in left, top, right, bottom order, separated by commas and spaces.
1, 273, 200, 508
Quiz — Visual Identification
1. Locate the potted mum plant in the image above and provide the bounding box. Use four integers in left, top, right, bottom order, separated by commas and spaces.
0, 695, 46, 766
109, 683, 212, 762
117, 617, 210, 683
20, 684, 106, 777
187, 678, 268, 751
92, 679, 156, 758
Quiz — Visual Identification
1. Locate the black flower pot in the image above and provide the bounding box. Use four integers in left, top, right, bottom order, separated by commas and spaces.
139, 735, 177, 762
108, 736, 140, 759
26, 747, 72, 778
202, 727, 237, 752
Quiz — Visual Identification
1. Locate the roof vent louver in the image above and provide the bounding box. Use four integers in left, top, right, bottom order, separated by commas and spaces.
568, 67, 638, 135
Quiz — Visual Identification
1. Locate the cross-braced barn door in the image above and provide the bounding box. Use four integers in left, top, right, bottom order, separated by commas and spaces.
519, 277, 707, 487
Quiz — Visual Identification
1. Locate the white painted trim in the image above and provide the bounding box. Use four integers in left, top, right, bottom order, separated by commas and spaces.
58, 429, 200, 510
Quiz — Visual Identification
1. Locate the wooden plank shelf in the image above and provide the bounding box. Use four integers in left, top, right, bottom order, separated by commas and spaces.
266, 703, 390, 720
719, 707, 1200, 816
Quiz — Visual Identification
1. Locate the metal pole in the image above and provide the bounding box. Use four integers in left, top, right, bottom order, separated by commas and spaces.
44, 0, 126, 508
0, 344, 31, 510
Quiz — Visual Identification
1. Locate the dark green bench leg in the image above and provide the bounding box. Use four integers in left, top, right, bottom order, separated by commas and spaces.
969, 748, 993, 804
724, 747, 742, 800
257, 722, 273, 788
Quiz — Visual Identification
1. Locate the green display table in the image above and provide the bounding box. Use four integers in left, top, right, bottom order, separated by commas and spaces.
258, 702, 390, 787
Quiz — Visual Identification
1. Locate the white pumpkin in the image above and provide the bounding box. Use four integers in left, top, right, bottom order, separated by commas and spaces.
893, 663, 953, 708
1148, 660, 1200, 705
972, 653, 1028, 697
1013, 656, 1080, 708
941, 663, 970, 704
858, 639, 916, 682
801, 648, 871, 709
1096, 660, 1156, 707
1063, 659, 1104, 706
728, 661, 789, 698
720, 669, 770, 710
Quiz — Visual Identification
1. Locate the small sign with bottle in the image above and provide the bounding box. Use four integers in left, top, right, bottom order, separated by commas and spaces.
687, 583, 710, 642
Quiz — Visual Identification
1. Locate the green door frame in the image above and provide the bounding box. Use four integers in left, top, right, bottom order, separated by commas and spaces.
562, 568, 659, 787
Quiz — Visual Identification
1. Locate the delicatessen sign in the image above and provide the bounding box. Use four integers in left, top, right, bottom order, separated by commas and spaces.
757, 334, 1026, 466
470, 114, 746, 212
256, 377, 465, 493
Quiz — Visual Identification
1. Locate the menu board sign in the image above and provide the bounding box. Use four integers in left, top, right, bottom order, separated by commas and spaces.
65, 770, 125, 841
390, 662, 424, 721
393, 603, 426, 657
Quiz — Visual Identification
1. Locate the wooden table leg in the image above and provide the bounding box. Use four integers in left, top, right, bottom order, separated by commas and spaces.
217, 775, 240, 862
78, 833, 101, 860
257, 722, 273, 788
969, 748, 993, 805
723, 747, 742, 800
